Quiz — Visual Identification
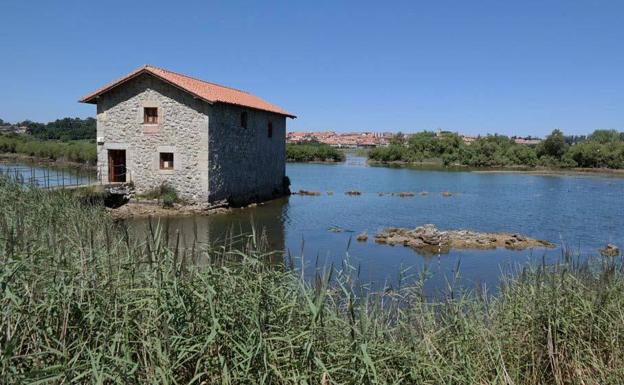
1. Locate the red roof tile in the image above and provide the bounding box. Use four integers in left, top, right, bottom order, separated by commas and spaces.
79, 65, 295, 118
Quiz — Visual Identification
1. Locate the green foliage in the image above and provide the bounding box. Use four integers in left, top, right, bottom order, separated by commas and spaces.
0, 133, 96, 163
368, 144, 410, 162
460, 135, 520, 167
537, 129, 567, 159
13, 117, 96, 141
286, 143, 345, 162
140, 183, 180, 207
162, 190, 178, 208
370, 129, 624, 170
588, 129, 622, 144
567, 139, 624, 169
1, 181, 624, 384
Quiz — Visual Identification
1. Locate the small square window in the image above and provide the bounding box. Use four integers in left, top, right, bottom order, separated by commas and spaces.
267, 121, 273, 138
160, 152, 174, 170
144, 107, 158, 124
240, 111, 248, 129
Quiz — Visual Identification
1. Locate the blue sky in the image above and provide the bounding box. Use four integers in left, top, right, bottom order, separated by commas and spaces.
0, 0, 622, 136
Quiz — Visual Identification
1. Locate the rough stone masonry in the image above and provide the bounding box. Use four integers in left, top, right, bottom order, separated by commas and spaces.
81, 66, 293, 206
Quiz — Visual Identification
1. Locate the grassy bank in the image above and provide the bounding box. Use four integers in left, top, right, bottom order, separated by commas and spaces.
287, 143, 345, 162
0, 134, 96, 164
1, 180, 624, 384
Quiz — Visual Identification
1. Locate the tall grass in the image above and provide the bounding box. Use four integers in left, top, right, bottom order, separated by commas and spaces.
1, 179, 623, 384
0, 134, 96, 164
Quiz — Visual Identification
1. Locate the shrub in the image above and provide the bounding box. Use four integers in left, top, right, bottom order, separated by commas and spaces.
140, 183, 179, 207
286, 143, 345, 162
162, 190, 178, 208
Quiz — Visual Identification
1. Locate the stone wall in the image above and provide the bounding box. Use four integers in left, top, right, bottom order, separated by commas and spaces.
208, 103, 287, 205
95, 73, 289, 205
96, 73, 210, 202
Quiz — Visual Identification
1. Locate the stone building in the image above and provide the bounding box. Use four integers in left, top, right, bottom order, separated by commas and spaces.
80, 65, 295, 205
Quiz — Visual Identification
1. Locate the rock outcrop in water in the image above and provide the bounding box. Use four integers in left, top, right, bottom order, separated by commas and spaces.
293, 190, 321, 196
374, 224, 554, 254
600, 244, 620, 257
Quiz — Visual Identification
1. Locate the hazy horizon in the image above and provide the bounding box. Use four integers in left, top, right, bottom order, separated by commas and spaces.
0, 115, 614, 139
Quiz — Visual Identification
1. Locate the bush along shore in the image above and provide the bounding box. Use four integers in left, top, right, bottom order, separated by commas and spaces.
369, 129, 624, 169
286, 142, 345, 162
1, 179, 624, 384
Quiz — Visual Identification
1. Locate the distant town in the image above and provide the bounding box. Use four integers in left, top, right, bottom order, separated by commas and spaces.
1, 118, 545, 149
286, 129, 543, 148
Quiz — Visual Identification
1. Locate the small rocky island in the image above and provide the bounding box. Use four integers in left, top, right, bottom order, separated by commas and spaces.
374, 224, 554, 254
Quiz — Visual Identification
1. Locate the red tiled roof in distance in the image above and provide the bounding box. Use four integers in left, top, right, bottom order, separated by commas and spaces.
79, 65, 296, 118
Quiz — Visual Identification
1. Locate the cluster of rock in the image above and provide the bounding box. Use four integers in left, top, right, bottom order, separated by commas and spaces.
374, 224, 554, 254
109, 198, 230, 219
293, 189, 321, 196
600, 244, 620, 257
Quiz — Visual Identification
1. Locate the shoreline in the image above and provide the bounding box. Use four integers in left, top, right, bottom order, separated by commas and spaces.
5, 152, 622, 177
109, 196, 287, 220
0, 153, 96, 171
367, 159, 624, 177
108, 200, 232, 220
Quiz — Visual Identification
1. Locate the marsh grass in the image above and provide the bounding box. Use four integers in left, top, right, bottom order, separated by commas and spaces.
1, 179, 623, 384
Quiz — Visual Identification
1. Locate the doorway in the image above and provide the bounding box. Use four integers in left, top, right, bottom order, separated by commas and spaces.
108, 149, 126, 183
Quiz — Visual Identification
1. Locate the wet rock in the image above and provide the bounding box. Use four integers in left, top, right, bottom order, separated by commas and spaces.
374, 224, 554, 254
356, 231, 368, 242
600, 244, 620, 257
108, 199, 231, 219
294, 189, 321, 196
397, 192, 415, 197
345, 190, 362, 196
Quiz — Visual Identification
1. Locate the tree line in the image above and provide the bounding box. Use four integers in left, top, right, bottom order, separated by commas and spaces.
1, 117, 96, 141
0, 117, 96, 164
369, 129, 624, 169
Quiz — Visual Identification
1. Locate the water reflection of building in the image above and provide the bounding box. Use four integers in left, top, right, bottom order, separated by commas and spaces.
125, 198, 288, 264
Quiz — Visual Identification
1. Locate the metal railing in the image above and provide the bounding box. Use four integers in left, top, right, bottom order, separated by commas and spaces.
0, 164, 134, 189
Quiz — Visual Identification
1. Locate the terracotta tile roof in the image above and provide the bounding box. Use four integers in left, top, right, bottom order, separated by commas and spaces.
79, 65, 296, 118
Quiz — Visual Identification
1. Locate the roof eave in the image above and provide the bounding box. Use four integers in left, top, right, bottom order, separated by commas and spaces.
78, 68, 217, 106
79, 66, 296, 118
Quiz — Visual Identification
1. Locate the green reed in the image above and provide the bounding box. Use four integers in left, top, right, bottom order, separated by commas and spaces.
0, 179, 623, 384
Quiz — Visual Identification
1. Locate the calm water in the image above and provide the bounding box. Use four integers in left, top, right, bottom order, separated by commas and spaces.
0, 162, 95, 188
128, 155, 624, 291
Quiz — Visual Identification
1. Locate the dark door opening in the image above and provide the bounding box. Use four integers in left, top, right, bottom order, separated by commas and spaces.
108, 149, 126, 183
